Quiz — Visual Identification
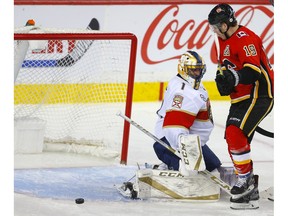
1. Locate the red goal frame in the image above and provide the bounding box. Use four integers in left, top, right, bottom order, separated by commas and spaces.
14, 32, 138, 165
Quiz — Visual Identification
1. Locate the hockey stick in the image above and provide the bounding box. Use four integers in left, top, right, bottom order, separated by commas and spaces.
255, 126, 274, 138
214, 33, 223, 76
214, 34, 274, 138
270, 0, 274, 6
259, 186, 274, 201
116, 111, 233, 196
22, 18, 100, 68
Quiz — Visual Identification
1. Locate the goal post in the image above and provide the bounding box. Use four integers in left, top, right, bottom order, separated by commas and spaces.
14, 29, 137, 165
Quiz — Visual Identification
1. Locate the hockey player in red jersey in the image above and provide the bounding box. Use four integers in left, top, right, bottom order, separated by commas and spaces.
153, 50, 222, 174
208, 3, 274, 209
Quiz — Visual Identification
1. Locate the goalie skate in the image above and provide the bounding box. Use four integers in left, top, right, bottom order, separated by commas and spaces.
115, 182, 138, 199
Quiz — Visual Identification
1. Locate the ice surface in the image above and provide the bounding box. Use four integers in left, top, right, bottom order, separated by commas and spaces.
14, 101, 274, 216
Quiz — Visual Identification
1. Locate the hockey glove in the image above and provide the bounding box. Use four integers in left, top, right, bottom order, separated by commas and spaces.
215, 68, 239, 96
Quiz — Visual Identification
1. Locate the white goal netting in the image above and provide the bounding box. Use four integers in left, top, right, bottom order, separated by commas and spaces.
14, 26, 137, 163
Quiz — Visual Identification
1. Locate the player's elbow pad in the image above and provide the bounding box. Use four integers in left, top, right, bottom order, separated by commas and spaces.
238, 67, 261, 85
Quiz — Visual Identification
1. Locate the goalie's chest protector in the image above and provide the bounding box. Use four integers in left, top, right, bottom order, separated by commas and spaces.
158, 76, 213, 142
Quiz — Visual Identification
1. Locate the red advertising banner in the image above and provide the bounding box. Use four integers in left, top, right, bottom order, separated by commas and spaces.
14, 1, 274, 81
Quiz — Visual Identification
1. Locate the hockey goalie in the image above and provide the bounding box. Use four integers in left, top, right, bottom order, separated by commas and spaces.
117, 51, 237, 203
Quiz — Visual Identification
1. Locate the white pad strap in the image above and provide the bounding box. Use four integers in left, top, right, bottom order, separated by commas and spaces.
178, 134, 206, 176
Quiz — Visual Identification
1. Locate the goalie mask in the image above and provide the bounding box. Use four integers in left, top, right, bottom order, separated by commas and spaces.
178, 51, 206, 90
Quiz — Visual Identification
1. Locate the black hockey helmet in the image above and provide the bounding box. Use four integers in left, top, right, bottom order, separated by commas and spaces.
208, 3, 237, 27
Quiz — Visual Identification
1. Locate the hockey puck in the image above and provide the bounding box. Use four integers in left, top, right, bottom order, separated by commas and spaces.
75, 198, 85, 204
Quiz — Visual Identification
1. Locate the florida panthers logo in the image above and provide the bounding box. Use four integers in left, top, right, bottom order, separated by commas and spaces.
172, 95, 183, 109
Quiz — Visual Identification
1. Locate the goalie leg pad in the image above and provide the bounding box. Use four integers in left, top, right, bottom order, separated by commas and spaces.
134, 169, 220, 201
178, 134, 206, 176
133, 169, 153, 199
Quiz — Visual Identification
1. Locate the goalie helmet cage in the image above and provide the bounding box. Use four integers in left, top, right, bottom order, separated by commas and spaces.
14, 30, 137, 165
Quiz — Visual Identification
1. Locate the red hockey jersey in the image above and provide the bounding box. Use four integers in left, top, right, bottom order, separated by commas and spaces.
218, 26, 274, 103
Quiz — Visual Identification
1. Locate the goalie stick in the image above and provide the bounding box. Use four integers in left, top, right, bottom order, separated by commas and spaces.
22, 18, 100, 68
214, 34, 274, 138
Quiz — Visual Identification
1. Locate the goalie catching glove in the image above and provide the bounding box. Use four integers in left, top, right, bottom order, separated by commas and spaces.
215, 67, 239, 96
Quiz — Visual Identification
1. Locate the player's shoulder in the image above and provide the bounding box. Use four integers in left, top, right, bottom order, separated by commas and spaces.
167, 75, 187, 90
197, 85, 209, 100
238, 25, 254, 33
229, 26, 260, 50
185, 83, 208, 102
234, 26, 259, 40
167, 75, 207, 95
168, 74, 183, 84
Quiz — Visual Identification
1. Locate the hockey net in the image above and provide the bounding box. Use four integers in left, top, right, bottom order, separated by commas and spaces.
14, 26, 137, 164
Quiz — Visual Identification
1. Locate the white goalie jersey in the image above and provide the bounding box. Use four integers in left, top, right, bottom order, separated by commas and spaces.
155, 74, 214, 150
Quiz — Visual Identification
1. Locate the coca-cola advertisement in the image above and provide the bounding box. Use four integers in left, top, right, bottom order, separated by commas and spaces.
14, 1, 274, 81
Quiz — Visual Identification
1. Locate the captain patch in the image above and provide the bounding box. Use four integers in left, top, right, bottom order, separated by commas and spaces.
172, 95, 183, 109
